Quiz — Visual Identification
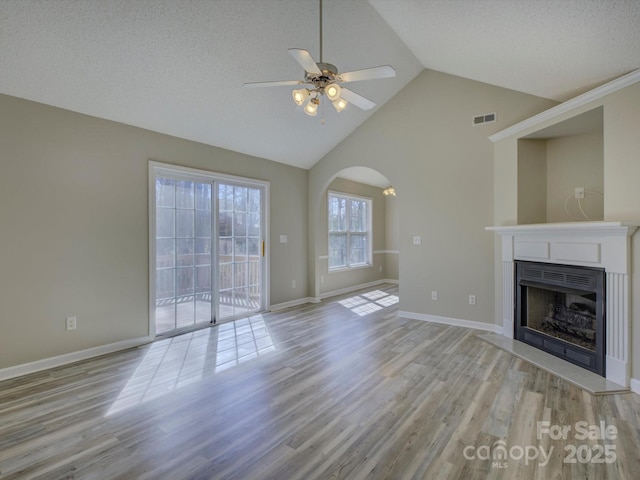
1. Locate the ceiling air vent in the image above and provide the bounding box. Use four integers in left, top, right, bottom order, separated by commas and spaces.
472, 112, 496, 126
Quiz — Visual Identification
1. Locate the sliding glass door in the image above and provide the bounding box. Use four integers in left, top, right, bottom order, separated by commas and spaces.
218, 183, 263, 320
151, 164, 268, 337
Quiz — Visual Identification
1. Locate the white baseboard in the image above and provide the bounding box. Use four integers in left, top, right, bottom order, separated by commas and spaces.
631, 378, 640, 395
320, 278, 397, 300
270, 297, 314, 311
398, 311, 502, 333
271, 279, 399, 310
0, 336, 152, 382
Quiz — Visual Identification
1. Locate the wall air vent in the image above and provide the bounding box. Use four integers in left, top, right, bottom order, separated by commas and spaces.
472, 112, 496, 126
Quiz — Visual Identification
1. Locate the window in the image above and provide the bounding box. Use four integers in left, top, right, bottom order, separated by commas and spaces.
328, 192, 372, 270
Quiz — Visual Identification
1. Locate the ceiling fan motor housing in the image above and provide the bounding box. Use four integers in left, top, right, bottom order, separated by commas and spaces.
306, 62, 339, 90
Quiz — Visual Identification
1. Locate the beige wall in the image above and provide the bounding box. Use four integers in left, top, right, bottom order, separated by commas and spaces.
517, 139, 547, 224
494, 84, 640, 223
384, 193, 400, 280
491, 80, 640, 378
310, 69, 556, 324
516, 131, 604, 223
0, 93, 308, 369
603, 85, 640, 221
546, 132, 604, 222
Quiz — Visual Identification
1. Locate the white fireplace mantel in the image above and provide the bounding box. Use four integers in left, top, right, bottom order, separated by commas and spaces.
486, 221, 638, 387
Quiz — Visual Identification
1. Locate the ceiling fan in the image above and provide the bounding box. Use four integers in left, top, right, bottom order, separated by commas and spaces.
243, 0, 396, 116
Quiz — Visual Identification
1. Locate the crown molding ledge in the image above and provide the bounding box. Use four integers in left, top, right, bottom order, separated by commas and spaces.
486, 221, 639, 237
489, 69, 640, 143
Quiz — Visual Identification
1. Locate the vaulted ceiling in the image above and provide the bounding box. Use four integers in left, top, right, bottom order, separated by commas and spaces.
1, 0, 638, 170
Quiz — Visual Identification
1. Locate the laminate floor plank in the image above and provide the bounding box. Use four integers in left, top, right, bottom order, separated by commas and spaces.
1, 284, 639, 479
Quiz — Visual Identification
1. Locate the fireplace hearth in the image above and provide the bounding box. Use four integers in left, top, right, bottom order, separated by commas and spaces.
515, 261, 605, 375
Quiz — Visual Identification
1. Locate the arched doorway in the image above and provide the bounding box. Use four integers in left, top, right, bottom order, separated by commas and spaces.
313, 166, 399, 301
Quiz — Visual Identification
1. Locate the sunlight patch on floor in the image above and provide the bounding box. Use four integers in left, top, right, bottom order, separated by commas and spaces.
107, 315, 275, 415
338, 289, 399, 317
214, 316, 276, 372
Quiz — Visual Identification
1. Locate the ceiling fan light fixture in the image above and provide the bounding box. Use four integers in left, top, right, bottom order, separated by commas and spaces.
325, 83, 342, 101
304, 97, 320, 116
332, 97, 348, 113
292, 88, 310, 106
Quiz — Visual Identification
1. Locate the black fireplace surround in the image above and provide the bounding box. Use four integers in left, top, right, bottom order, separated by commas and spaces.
515, 261, 605, 376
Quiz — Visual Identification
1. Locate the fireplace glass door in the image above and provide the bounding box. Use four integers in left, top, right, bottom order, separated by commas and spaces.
524, 286, 597, 352
515, 261, 605, 375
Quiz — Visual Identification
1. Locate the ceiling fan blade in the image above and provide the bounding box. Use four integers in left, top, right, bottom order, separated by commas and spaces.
288, 48, 322, 75
338, 65, 396, 83
243, 80, 303, 88
340, 87, 376, 110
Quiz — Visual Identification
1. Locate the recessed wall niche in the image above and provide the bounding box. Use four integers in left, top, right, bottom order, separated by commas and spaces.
517, 107, 604, 224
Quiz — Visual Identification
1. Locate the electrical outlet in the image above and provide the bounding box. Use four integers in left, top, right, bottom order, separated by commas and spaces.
469, 295, 476, 306
66, 316, 77, 331
413, 236, 422, 245
292, 280, 296, 288
431, 291, 438, 301
575, 187, 585, 199
379, 266, 383, 272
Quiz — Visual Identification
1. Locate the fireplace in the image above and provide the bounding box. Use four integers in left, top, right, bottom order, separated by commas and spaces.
515, 261, 605, 375
487, 222, 637, 387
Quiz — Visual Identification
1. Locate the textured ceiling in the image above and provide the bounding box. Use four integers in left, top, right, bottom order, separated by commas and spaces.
0, 0, 422, 169
370, 0, 640, 102
0, 0, 638, 170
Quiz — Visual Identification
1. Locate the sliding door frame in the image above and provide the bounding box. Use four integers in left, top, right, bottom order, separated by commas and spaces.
148, 161, 270, 338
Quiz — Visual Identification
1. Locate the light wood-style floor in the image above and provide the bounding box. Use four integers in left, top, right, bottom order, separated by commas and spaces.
1, 284, 639, 479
